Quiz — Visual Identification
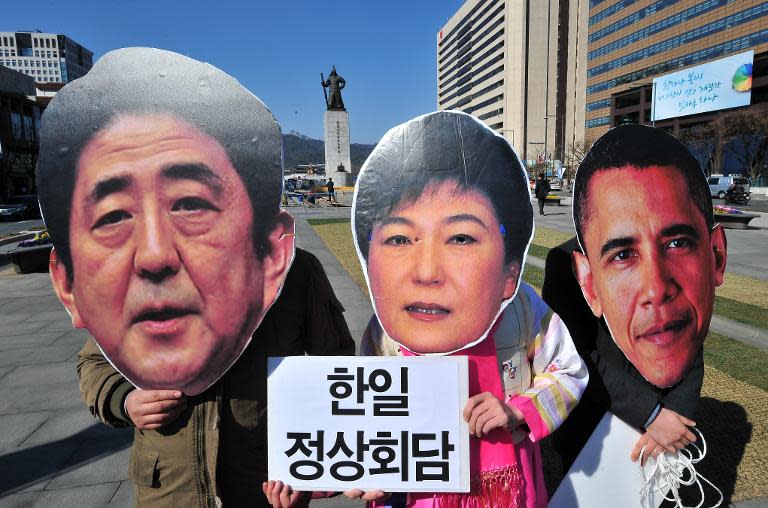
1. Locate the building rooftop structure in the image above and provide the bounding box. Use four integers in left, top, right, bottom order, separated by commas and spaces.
0, 31, 93, 84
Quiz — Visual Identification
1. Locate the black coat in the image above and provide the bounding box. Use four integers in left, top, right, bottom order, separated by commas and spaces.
534, 178, 551, 199
542, 238, 704, 469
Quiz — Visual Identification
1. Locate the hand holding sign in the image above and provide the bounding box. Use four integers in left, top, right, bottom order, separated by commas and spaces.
463, 392, 526, 439
124, 389, 187, 431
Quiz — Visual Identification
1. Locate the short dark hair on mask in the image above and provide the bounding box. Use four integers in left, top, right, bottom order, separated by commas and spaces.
36, 48, 283, 280
353, 111, 533, 268
573, 124, 713, 252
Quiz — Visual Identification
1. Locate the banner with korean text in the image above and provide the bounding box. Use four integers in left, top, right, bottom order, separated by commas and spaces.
267, 356, 470, 492
652, 50, 753, 121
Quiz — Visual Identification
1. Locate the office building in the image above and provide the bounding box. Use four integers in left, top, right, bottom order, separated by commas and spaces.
0, 31, 93, 84
585, 0, 768, 139
437, 0, 589, 166
0, 65, 40, 197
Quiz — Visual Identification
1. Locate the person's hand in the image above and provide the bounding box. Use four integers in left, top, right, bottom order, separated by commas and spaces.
262, 480, 306, 508
463, 392, 525, 438
125, 389, 187, 430
343, 489, 390, 502
632, 432, 667, 466
646, 408, 696, 453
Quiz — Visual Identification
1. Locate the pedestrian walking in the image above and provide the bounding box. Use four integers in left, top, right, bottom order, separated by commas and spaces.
534, 172, 551, 216
327, 177, 336, 203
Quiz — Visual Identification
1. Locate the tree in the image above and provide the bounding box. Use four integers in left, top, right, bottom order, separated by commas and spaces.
564, 137, 594, 179
718, 109, 768, 180
678, 123, 719, 176
677, 109, 768, 179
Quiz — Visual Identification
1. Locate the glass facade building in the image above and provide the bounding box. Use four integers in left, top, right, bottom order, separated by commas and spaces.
585, 0, 768, 138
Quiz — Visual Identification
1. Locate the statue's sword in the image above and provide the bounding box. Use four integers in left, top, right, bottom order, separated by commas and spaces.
320, 72, 329, 107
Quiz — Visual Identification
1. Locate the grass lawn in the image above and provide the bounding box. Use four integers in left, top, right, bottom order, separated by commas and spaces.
527, 227, 768, 332
308, 217, 767, 503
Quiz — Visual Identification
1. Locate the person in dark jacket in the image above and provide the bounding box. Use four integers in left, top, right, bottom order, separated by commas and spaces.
543, 124, 726, 474
534, 173, 551, 216
78, 248, 355, 508
38, 48, 355, 508
326, 177, 336, 203
543, 238, 704, 472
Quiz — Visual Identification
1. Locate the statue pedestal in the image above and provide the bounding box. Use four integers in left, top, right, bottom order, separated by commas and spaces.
324, 110, 353, 186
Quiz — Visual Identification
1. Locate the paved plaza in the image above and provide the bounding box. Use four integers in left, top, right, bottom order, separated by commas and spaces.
0, 194, 765, 506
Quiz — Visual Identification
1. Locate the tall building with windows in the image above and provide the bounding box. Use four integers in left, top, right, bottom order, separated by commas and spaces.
437, 0, 589, 165
0, 65, 41, 197
0, 31, 93, 84
585, 0, 768, 139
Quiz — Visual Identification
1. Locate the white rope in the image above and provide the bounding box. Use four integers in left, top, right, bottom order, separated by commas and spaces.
639, 427, 723, 508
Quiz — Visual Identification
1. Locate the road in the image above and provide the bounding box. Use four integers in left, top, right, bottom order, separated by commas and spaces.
0, 218, 44, 238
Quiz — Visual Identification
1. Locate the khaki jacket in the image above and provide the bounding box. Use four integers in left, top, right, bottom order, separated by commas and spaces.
78, 249, 356, 508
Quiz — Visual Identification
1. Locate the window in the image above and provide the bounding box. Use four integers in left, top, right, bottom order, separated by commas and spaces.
590, 0, 679, 44
588, 5, 768, 75
587, 29, 768, 96
10, 111, 22, 140
478, 108, 502, 120
585, 117, 610, 128
586, 99, 610, 111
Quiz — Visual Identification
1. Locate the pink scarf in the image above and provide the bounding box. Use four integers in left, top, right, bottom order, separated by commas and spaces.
400, 328, 524, 508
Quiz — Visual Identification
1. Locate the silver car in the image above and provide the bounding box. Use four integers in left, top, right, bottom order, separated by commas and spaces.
708, 175, 750, 199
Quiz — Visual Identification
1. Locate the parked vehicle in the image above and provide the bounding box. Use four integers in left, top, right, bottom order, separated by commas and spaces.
724, 182, 751, 205
708, 175, 750, 199
0, 195, 40, 221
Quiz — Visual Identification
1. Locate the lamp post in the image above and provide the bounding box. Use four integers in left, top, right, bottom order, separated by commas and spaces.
544, 114, 558, 175
544, 116, 549, 167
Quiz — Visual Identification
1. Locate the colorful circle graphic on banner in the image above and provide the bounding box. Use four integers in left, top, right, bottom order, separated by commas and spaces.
732, 63, 752, 92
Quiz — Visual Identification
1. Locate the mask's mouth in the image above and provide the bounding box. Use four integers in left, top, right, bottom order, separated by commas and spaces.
404, 302, 451, 317
133, 305, 197, 324
635, 312, 692, 346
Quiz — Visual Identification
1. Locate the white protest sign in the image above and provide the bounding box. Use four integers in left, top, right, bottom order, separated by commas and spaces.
267, 356, 469, 492
549, 412, 673, 508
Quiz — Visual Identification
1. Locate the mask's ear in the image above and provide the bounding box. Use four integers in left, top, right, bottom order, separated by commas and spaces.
261, 211, 296, 309
49, 248, 85, 328
572, 250, 603, 318
503, 262, 520, 300
710, 223, 727, 287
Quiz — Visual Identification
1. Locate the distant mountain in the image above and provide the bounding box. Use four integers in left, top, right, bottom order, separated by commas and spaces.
282, 132, 375, 174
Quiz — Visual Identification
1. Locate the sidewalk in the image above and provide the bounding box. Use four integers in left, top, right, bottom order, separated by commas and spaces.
533, 199, 768, 282
0, 203, 764, 507
525, 254, 768, 352
0, 207, 371, 507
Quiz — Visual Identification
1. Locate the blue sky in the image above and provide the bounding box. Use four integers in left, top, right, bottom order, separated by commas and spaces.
6, 0, 465, 144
